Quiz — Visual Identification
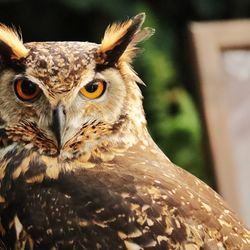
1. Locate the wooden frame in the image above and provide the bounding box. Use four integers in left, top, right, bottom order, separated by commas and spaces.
190, 20, 250, 227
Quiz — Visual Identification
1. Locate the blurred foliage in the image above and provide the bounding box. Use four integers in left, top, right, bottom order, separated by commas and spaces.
1, 0, 250, 187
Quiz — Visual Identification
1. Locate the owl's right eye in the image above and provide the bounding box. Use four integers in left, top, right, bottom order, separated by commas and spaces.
80, 80, 107, 100
14, 78, 42, 102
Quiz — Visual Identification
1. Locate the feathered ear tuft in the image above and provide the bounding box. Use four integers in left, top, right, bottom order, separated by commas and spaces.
0, 24, 28, 61
96, 13, 154, 69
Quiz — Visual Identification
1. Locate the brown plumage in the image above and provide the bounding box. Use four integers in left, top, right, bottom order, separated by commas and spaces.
0, 13, 249, 250
0, 24, 28, 60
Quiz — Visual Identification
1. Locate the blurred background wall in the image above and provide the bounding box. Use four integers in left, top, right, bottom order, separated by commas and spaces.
1, 0, 250, 189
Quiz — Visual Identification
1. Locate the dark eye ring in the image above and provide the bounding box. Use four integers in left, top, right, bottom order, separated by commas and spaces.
14, 78, 42, 102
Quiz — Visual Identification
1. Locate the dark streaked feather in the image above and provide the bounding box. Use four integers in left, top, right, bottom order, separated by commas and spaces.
0, 141, 249, 249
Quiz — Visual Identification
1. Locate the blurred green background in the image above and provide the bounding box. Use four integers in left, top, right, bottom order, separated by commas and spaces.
1, 0, 250, 188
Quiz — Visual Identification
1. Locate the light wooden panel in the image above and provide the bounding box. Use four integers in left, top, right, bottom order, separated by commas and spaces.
190, 20, 250, 227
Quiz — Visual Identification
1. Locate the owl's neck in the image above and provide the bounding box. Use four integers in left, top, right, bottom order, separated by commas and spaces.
0, 116, 150, 183
0, 108, 148, 161
58, 110, 148, 162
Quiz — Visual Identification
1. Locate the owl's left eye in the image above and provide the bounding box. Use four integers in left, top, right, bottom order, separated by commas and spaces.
80, 80, 107, 99
14, 78, 42, 102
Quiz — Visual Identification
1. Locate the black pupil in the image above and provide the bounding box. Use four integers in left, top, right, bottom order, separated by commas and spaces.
85, 82, 99, 93
21, 80, 37, 95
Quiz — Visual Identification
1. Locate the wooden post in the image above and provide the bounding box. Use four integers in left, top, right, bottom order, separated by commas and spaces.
190, 20, 250, 227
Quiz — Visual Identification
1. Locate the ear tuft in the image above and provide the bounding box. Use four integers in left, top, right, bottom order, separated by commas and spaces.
0, 24, 28, 60
96, 13, 154, 68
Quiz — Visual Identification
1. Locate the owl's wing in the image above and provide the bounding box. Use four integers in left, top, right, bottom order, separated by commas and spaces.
1, 141, 250, 249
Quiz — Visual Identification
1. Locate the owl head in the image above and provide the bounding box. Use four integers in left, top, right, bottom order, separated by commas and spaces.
0, 13, 154, 160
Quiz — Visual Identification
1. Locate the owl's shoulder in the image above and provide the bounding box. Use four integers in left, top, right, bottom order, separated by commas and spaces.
0, 143, 250, 249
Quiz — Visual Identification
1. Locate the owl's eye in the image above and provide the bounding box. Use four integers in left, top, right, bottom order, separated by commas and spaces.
14, 79, 41, 102
80, 80, 107, 99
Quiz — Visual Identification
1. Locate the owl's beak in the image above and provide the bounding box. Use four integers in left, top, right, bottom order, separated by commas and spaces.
50, 104, 66, 149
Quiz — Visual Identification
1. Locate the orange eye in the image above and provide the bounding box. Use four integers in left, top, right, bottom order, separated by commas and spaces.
14, 79, 41, 102
80, 80, 107, 99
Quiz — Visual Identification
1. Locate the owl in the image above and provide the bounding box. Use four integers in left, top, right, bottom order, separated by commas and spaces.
0, 13, 249, 250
